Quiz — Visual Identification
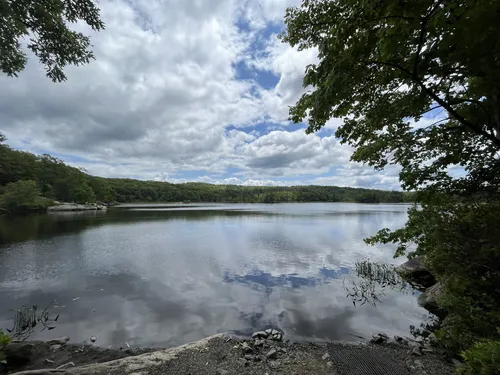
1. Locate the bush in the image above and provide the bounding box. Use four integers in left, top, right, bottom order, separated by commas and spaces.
0, 330, 11, 364
459, 338, 500, 375
0, 180, 53, 214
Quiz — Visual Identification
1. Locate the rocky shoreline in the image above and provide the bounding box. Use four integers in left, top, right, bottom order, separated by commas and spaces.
47, 203, 108, 212
2, 329, 457, 375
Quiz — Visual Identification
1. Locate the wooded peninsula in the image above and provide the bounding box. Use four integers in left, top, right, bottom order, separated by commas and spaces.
0, 136, 409, 214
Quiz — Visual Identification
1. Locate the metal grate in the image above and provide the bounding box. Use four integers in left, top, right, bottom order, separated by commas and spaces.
327, 344, 410, 375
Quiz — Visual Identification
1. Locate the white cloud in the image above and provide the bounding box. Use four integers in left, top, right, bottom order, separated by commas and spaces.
0, 0, 401, 191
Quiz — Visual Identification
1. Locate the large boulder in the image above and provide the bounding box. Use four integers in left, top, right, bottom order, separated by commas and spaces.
4, 343, 35, 366
396, 258, 435, 290
418, 282, 446, 318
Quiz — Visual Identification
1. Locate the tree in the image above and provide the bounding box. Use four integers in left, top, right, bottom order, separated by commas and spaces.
281, 0, 500, 195
0, 180, 52, 213
281, 0, 500, 366
1, 0, 105, 82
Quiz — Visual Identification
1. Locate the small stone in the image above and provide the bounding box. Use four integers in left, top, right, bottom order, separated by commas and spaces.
266, 348, 278, 360
241, 342, 253, 353
254, 339, 264, 347
252, 331, 268, 339
411, 347, 423, 356
275, 333, 283, 341
233, 345, 239, 349
254, 355, 262, 362
46, 337, 70, 346
271, 329, 279, 335
378, 332, 389, 339
370, 335, 385, 344
422, 347, 434, 353
44, 359, 55, 364
322, 352, 330, 360
50, 344, 62, 352
244, 354, 255, 361
327, 361, 333, 368
238, 358, 249, 367
217, 369, 229, 375
279, 347, 287, 354
268, 360, 281, 369
265, 328, 273, 335
452, 359, 462, 367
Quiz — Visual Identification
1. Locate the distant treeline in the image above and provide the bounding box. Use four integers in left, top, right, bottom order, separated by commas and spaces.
0, 135, 411, 213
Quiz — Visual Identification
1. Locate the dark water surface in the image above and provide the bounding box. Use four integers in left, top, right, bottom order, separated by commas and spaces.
0, 203, 428, 347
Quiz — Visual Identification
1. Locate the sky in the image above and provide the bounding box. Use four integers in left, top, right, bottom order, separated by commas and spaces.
0, 0, 404, 190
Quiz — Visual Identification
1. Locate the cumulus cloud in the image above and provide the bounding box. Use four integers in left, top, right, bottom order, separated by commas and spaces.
0, 0, 401, 190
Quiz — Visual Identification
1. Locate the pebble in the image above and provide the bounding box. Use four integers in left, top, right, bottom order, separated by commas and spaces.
244, 354, 255, 361
322, 352, 330, 360
217, 369, 229, 375
238, 358, 249, 367
327, 361, 333, 368
254, 339, 264, 347
266, 348, 278, 360
49, 344, 61, 352
268, 360, 281, 369
241, 342, 253, 353
252, 331, 268, 339
411, 347, 423, 356
279, 347, 287, 354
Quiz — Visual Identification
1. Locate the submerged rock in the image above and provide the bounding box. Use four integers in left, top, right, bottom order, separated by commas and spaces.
396, 259, 435, 290
418, 282, 445, 318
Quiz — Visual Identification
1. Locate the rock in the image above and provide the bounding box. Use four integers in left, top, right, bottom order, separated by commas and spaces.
322, 352, 330, 360
327, 361, 333, 368
50, 344, 62, 352
46, 336, 70, 346
90, 336, 97, 343
254, 355, 262, 362
396, 258, 436, 290
279, 347, 287, 354
378, 332, 389, 339
5, 343, 34, 366
217, 369, 229, 375
254, 339, 264, 347
271, 329, 279, 335
274, 333, 283, 341
370, 334, 387, 344
422, 347, 434, 354
56, 362, 75, 370
268, 360, 281, 369
45, 359, 55, 364
244, 354, 255, 361
238, 358, 249, 367
241, 342, 253, 354
411, 347, 423, 356
265, 328, 273, 335
266, 348, 278, 360
418, 283, 445, 317
252, 331, 268, 339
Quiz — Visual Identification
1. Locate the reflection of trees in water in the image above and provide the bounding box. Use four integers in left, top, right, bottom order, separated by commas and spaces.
343, 260, 409, 307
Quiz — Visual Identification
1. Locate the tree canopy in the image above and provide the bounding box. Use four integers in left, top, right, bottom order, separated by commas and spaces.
0, 0, 104, 82
282, 0, 500, 371
0, 133, 408, 214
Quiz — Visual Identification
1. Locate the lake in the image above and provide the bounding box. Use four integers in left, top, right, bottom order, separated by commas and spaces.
0, 203, 429, 348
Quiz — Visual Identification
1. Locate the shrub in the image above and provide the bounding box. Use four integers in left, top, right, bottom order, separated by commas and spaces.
459, 338, 500, 375
0, 330, 11, 364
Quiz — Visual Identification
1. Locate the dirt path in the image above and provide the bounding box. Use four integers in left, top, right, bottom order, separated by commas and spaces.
4, 334, 456, 375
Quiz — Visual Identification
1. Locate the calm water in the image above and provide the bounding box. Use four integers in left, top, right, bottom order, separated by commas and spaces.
0, 203, 428, 347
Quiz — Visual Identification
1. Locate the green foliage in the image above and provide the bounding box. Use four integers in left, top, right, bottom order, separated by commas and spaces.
282, 0, 500, 364
0, 329, 11, 364
0, 134, 407, 209
459, 338, 500, 375
0, 180, 53, 214
0, 0, 105, 82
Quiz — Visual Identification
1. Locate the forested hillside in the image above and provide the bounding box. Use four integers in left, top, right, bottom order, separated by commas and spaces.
0, 134, 407, 213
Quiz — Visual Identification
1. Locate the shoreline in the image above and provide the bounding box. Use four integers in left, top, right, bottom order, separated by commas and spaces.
3, 332, 456, 375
